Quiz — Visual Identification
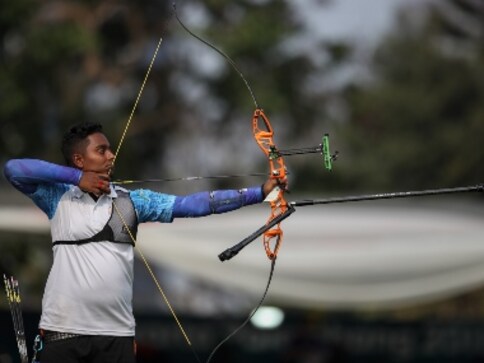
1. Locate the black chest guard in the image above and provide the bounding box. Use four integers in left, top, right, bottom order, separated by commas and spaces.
53, 190, 138, 246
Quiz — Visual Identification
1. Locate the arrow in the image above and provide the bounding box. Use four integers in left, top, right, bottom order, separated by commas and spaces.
3, 275, 29, 363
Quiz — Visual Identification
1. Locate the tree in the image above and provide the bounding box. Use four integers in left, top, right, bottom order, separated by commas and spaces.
0, 0, 343, 193
337, 1, 484, 191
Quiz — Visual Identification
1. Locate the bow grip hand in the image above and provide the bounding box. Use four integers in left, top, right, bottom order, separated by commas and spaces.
262, 175, 288, 199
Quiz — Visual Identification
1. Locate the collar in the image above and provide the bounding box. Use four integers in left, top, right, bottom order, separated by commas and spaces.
71, 185, 118, 199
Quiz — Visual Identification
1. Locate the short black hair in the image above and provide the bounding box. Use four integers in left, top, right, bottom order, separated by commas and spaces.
61, 122, 104, 166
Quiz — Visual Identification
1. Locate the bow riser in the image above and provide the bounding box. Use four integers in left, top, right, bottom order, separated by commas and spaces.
252, 109, 288, 259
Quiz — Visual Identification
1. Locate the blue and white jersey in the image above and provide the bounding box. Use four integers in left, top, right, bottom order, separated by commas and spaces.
30, 183, 175, 336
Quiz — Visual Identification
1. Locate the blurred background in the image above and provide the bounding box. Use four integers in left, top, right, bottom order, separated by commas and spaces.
1, 0, 484, 362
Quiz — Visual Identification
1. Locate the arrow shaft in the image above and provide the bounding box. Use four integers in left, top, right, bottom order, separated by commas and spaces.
112, 172, 269, 185
3, 275, 29, 363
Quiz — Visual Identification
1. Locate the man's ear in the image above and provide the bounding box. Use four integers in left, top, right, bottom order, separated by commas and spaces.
72, 153, 84, 169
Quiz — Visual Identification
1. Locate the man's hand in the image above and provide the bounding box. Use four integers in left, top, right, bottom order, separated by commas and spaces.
79, 171, 111, 195
262, 176, 287, 198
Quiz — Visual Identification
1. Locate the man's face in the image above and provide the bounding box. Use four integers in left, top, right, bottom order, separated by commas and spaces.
73, 132, 115, 174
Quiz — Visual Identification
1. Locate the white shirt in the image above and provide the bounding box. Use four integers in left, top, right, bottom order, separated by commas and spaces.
40, 186, 135, 336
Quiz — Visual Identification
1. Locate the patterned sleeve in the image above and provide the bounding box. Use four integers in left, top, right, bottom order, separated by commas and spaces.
29, 183, 71, 219
3, 159, 79, 219
129, 186, 263, 223
3, 159, 81, 194
129, 189, 176, 223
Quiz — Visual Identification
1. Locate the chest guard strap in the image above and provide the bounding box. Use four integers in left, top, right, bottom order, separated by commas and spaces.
53, 190, 138, 246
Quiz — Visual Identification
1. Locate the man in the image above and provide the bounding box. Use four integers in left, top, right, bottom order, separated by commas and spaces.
3, 122, 282, 363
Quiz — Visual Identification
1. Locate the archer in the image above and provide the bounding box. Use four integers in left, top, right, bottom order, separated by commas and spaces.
3, 121, 284, 363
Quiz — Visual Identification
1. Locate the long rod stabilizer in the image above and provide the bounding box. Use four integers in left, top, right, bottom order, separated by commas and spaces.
291, 184, 484, 207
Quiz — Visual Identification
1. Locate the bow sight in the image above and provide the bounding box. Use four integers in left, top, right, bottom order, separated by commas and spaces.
270, 134, 339, 171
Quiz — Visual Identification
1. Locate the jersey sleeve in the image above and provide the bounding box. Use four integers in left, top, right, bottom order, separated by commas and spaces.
129, 186, 264, 223
4, 159, 81, 194
4, 159, 80, 219
29, 183, 71, 219
129, 189, 176, 223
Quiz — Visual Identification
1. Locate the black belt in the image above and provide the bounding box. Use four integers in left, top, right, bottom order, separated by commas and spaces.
42, 330, 82, 344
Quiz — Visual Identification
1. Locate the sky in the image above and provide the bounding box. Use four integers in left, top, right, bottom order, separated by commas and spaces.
292, 0, 423, 46
281, 0, 428, 92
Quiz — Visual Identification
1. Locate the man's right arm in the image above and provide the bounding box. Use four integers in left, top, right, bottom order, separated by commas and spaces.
3, 159, 82, 218
4, 159, 82, 194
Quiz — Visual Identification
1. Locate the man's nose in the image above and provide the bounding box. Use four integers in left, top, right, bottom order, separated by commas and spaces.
107, 149, 115, 160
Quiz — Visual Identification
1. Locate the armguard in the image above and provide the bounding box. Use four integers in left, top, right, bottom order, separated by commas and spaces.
173, 186, 263, 218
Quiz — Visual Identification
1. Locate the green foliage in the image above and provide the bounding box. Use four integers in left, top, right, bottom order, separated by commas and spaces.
0, 0, 36, 33
24, 24, 95, 67
0, 232, 51, 307
338, 3, 484, 191
0, 2, 97, 162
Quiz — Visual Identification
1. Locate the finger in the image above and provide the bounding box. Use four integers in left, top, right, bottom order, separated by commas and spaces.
104, 184, 111, 193
276, 177, 289, 192
95, 179, 108, 194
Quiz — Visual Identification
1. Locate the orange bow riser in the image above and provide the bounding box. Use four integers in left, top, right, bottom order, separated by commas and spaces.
252, 109, 288, 260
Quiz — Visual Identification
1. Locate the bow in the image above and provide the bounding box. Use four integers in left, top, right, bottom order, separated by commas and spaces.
171, 4, 334, 363
171, 4, 291, 361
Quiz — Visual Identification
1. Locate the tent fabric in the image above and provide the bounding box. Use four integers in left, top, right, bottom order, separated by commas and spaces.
1, 201, 483, 310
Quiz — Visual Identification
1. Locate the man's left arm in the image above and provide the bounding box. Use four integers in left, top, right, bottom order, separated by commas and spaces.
172, 187, 264, 218
131, 178, 282, 223
130, 186, 265, 223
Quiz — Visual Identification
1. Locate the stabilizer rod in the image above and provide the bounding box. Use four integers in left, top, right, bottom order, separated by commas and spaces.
291, 184, 484, 207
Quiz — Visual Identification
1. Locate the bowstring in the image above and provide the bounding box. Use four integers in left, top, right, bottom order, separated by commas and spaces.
112, 37, 163, 166
112, 203, 202, 363
111, 35, 202, 363
205, 258, 276, 363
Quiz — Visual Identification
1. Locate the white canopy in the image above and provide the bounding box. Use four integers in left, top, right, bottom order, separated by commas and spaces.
1, 200, 483, 310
